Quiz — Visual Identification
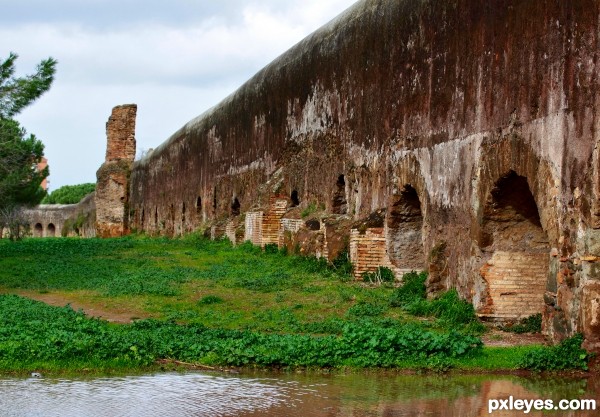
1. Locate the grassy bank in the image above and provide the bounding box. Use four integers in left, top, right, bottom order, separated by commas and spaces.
0, 236, 590, 374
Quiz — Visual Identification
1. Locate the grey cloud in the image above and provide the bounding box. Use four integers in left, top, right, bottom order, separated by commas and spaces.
1, 0, 284, 29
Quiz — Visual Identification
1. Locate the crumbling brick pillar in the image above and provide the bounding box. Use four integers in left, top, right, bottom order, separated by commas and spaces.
95, 104, 137, 238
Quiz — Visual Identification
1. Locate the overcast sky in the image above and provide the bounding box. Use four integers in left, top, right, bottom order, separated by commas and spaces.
1, 0, 358, 191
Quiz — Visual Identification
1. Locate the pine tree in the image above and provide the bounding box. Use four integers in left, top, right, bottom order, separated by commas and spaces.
0, 52, 57, 210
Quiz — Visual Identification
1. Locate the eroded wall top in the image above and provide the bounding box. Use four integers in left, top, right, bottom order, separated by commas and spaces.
105, 104, 137, 163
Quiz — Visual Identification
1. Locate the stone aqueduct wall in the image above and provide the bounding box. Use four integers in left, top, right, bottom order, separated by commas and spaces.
24, 193, 96, 238
36, 0, 600, 348
123, 0, 600, 347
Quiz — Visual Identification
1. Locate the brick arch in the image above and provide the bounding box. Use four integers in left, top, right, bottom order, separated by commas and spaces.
473, 135, 559, 244
34, 223, 43, 237
473, 135, 557, 322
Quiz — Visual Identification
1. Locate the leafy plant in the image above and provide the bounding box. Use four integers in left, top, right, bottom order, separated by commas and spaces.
0, 295, 483, 371
346, 301, 387, 318
518, 334, 590, 371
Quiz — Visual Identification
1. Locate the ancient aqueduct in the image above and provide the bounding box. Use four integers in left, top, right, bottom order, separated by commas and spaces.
24, 0, 600, 349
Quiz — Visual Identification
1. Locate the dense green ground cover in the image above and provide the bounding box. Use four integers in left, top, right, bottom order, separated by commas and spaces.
0, 236, 590, 374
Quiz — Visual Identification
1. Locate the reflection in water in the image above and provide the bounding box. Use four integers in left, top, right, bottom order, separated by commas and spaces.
0, 372, 598, 417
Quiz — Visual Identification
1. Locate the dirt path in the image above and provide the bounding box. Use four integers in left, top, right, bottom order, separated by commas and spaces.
7, 290, 153, 324
481, 328, 547, 347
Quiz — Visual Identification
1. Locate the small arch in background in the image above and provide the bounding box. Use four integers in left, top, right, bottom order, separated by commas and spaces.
34, 223, 43, 237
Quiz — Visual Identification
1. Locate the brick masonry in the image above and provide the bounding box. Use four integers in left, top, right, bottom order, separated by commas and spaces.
480, 251, 549, 320
95, 105, 137, 238
349, 228, 403, 280
261, 198, 289, 247
244, 211, 263, 246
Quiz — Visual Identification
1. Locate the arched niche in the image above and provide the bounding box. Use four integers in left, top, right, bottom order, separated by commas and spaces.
386, 185, 425, 271
34, 223, 43, 238
479, 171, 549, 321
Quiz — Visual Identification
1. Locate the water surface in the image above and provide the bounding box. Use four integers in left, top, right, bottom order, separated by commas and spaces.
1, 371, 599, 416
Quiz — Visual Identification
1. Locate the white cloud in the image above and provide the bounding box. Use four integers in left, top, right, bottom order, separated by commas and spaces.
1, 0, 358, 189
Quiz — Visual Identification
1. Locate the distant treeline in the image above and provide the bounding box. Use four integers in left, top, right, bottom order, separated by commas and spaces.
41, 183, 95, 204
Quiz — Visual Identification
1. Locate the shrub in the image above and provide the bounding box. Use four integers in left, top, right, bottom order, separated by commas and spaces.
300, 203, 318, 218
406, 290, 484, 330
389, 271, 427, 307
502, 313, 542, 334
518, 334, 590, 371
331, 250, 353, 277
264, 243, 279, 254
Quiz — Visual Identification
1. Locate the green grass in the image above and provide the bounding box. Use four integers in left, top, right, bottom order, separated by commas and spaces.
0, 235, 590, 374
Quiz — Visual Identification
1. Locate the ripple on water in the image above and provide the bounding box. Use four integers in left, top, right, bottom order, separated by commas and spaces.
0, 373, 317, 417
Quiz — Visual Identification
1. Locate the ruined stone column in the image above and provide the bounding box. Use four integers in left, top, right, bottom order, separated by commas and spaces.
95, 104, 137, 238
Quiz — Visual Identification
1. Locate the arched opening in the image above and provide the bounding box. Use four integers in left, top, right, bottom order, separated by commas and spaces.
479, 171, 549, 321
169, 203, 175, 231
231, 197, 241, 216
290, 190, 300, 207
386, 185, 425, 271
47, 223, 56, 237
196, 196, 202, 216
182, 203, 186, 223
34, 223, 43, 237
332, 174, 347, 214
154, 207, 158, 228
141, 209, 145, 227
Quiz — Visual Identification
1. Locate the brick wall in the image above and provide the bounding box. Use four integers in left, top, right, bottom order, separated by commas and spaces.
481, 251, 549, 320
261, 198, 288, 247
105, 104, 137, 162
349, 228, 402, 280
225, 220, 237, 245
244, 211, 263, 245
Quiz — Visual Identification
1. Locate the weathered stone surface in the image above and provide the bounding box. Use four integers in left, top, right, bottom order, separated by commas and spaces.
582, 282, 600, 350
105, 104, 137, 163
118, 0, 600, 347
24, 193, 96, 238
95, 105, 137, 238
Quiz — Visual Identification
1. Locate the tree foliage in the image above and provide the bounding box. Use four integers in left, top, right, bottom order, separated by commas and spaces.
42, 183, 96, 205
0, 53, 57, 119
0, 52, 57, 211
